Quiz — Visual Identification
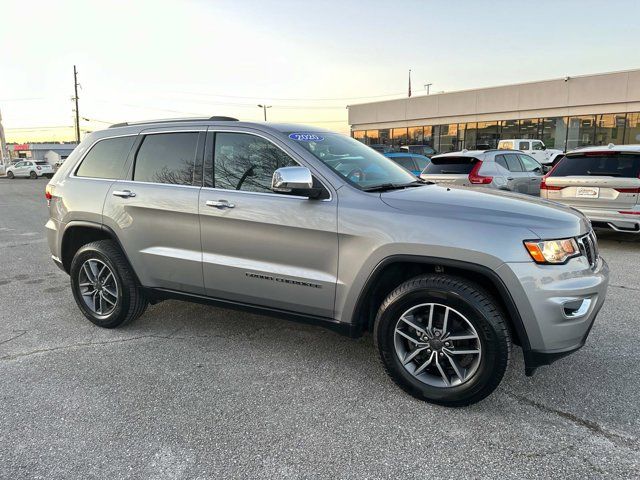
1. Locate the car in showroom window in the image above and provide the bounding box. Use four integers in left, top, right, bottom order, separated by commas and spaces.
287, 132, 421, 190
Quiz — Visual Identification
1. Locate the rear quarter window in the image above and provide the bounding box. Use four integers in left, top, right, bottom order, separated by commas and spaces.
550, 153, 640, 178
423, 156, 478, 174
76, 136, 137, 179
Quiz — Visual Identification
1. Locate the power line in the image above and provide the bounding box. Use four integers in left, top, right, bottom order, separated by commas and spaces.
168, 90, 406, 102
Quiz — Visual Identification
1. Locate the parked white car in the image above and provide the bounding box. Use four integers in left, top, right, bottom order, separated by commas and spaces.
5, 160, 55, 179
498, 139, 564, 165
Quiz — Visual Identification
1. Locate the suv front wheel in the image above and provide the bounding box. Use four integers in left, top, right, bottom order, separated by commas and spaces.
374, 274, 511, 407
70, 240, 148, 328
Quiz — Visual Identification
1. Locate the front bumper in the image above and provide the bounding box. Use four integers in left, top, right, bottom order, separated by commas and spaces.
498, 255, 609, 375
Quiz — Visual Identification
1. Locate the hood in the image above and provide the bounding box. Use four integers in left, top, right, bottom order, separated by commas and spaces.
380, 185, 590, 239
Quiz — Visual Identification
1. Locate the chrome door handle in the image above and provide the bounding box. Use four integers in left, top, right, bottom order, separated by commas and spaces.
206, 200, 235, 209
112, 190, 136, 198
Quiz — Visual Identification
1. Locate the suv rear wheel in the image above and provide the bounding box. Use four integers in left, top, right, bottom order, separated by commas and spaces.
374, 274, 511, 407
70, 240, 148, 328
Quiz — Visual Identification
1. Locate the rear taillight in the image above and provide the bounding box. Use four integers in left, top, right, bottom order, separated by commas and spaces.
468, 161, 493, 184
45, 184, 53, 203
615, 187, 640, 194
540, 179, 563, 191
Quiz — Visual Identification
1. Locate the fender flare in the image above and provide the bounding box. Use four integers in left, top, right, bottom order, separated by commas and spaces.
351, 254, 531, 353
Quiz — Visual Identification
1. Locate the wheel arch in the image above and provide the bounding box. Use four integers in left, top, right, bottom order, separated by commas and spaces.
351, 255, 531, 351
60, 222, 135, 280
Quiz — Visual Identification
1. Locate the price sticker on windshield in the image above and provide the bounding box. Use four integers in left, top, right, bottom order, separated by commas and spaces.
289, 133, 324, 142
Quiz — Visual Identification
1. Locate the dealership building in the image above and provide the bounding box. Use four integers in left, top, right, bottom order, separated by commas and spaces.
348, 69, 640, 153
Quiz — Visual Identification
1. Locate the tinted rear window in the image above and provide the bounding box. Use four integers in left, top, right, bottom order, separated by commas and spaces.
422, 157, 477, 174
550, 153, 640, 178
76, 136, 136, 179
134, 132, 199, 185
35, 161, 48, 165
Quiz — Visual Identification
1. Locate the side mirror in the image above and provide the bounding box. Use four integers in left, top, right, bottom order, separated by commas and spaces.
271, 166, 322, 199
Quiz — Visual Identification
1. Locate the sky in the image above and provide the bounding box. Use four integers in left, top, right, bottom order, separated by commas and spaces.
2, 0, 640, 142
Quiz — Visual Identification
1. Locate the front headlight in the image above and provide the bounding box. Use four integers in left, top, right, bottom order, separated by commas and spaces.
524, 238, 580, 264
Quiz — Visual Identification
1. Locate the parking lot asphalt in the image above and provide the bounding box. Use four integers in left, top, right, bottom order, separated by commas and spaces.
1, 178, 639, 479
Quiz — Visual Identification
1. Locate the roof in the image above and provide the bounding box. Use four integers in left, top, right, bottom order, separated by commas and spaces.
566, 144, 640, 155
106, 117, 335, 134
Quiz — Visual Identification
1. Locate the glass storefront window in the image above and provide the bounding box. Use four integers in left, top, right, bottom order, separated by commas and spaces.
391, 128, 408, 147
519, 118, 539, 139
464, 123, 477, 149
378, 129, 391, 147
423, 126, 434, 147
541, 117, 568, 150
353, 131, 366, 144
624, 113, 640, 144
437, 124, 459, 152
500, 120, 519, 139
455, 124, 466, 151
595, 114, 625, 146
476, 121, 499, 149
408, 126, 424, 145
567, 115, 595, 150
365, 129, 379, 145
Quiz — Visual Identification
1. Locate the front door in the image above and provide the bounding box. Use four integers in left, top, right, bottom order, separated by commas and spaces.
502, 153, 531, 194
199, 129, 338, 318
102, 128, 206, 294
518, 153, 544, 195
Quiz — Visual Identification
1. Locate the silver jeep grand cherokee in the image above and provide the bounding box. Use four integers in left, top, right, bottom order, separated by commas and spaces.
45, 117, 609, 406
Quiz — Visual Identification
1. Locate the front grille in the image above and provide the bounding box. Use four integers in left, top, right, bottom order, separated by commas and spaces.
577, 231, 599, 268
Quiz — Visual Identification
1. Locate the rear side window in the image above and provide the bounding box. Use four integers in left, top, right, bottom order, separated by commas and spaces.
423, 156, 477, 174
550, 153, 640, 178
134, 132, 199, 185
36, 161, 48, 165
76, 136, 136, 179
518, 141, 530, 150
504, 153, 523, 172
393, 156, 416, 171
413, 156, 429, 171
495, 155, 508, 170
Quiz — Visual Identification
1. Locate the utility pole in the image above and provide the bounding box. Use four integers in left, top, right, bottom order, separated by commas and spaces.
0, 108, 8, 169
73, 65, 80, 143
257, 104, 271, 121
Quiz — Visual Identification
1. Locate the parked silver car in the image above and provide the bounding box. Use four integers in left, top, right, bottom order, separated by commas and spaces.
541, 144, 640, 233
421, 149, 544, 195
46, 117, 608, 406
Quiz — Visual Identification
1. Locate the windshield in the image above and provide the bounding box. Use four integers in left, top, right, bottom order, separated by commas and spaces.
287, 132, 417, 189
551, 153, 640, 177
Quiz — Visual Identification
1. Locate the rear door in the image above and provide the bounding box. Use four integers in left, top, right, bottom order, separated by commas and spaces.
420, 156, 478, 186
499, 153, 530, 193
199, 129, 338, 318
103, 127, 206, 294
543, 151, 640, 209
517, 154, 544, 195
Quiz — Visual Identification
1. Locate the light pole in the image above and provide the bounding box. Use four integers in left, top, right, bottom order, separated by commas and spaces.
424, 83, 432, 95
257, 104, 272, 121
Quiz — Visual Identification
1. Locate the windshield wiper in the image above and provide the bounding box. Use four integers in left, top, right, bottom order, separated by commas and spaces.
362, 179, 432, 192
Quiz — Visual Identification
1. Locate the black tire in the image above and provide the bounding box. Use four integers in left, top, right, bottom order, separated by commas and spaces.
6, 171, 14, 179
29, 171, 37, 179
374, 274, 511, 407
70, 240, 148, 328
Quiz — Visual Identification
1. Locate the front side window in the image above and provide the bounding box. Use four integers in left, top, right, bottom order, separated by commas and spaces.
532, 141, 544, 151
76, 136, 136, 179
214, 133, 298, 193
288, 132, 416, 189
518, 141, 530, 150
133, 132, 199, 185
518, 154, 541, 172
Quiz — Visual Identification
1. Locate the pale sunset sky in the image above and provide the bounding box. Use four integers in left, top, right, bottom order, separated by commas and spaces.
2, 0, 639, 142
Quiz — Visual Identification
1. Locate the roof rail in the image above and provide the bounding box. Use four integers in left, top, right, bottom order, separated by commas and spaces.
109, 116, 239, 128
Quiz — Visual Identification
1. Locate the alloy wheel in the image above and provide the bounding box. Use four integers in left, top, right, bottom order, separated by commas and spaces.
394, 303, 482, 388
78, 259, 119, 317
